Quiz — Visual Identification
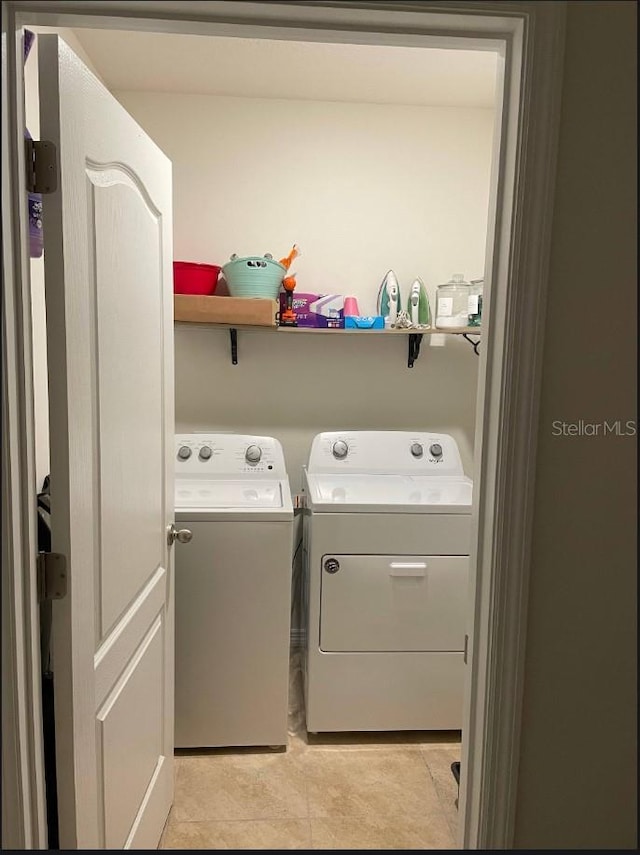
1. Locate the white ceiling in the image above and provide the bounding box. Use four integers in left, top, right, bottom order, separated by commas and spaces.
72, 30, 498, 108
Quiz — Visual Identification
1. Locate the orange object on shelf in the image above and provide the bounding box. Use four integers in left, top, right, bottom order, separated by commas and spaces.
279, 244, 300, 271
279, 274, 298, 326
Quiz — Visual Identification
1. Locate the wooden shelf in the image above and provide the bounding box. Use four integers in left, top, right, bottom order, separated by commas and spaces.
174, 320, 481, 366
172, 298, 482, 355
175, 322, 481, 336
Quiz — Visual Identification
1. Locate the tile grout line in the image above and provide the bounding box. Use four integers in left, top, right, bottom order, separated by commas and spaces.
292, 656, 314, 849
307, 816, 314, 851
163, 816, 313, 826
419, 747, 459, 846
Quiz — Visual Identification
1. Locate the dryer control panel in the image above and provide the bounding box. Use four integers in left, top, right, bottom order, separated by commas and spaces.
175, 434, 287, 478
307, 431, 465, 477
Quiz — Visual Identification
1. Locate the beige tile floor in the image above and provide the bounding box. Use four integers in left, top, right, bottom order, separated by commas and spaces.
160, 651, 461, 850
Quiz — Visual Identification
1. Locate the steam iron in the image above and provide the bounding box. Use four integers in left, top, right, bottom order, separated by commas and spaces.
377, 270, 402, 327
408, 278, 431, 326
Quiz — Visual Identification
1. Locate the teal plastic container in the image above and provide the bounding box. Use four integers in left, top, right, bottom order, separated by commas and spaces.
222, 256, 286, 300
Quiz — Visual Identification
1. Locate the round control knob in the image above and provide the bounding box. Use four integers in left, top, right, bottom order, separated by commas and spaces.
332, 440, 349, 460
410, 443, 424, 458
245, 445, 262, 464
177, 446, 191, 460
429, 443, 443, 458
199, 446, 212, 461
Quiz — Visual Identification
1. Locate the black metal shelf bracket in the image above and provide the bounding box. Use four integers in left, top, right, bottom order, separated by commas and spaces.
230, 328, 238, 364
462, 333, 481, 356
408, 333, 423, 368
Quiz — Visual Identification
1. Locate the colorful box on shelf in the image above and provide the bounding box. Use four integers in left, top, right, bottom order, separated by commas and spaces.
174, 294, 278, 326
279, 292, 344, 328
344, 315, 385, 329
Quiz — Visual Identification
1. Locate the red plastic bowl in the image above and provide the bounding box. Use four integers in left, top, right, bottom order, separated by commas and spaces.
173, 261, 221, 296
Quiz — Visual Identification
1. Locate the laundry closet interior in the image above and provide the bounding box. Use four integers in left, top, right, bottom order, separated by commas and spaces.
26, 24, 500, 851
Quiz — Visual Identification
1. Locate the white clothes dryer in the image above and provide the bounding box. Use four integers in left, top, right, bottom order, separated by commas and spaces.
302, 431, 472, 733
174, 433, 293, 748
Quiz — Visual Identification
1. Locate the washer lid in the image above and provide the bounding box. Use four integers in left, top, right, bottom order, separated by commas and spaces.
304, 473, 472, 514
175, 479, 284, 510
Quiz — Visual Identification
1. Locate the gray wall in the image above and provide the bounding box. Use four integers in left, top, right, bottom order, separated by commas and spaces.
514, 2, 637, 849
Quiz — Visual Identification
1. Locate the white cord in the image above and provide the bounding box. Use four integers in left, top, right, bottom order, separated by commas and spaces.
391, 309, 431, 330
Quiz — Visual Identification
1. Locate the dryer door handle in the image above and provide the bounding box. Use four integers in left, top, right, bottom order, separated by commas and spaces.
389, 562, 426, 577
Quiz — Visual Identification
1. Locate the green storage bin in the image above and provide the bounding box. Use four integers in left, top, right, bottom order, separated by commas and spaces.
222, 256, 286, 300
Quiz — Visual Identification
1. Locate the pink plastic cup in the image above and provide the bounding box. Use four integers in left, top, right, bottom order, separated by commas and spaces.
343, 296, 360, 316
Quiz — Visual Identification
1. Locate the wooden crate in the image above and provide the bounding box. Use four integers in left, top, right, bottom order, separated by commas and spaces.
174, 294, 278, 327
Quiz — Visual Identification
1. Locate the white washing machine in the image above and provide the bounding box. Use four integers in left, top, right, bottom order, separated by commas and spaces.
302, 430, 472, 733
174, 433, 293, 748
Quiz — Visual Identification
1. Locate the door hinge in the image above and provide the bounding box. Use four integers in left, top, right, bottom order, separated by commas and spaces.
37, 552, 67, 602
464, 634, 469, 664
25, 139, 58, 194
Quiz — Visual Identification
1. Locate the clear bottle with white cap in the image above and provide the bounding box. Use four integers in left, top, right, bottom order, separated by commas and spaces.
435, 274, 471, 329
467, 279, 484, 327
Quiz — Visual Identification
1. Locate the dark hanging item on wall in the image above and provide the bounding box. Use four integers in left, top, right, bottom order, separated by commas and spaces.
407, 332, 423, 367
24, 29, 44, 259
451, 761, 461, 810
37, 474, 59, 849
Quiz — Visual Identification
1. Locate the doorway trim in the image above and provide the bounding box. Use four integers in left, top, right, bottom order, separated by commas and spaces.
2, 1, 566, 849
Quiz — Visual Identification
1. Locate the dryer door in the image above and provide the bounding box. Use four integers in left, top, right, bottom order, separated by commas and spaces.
320, 554, 468, 652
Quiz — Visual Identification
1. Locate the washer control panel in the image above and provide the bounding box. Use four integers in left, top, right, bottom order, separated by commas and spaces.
175, 434, 287, 477
307, 431, 465, 477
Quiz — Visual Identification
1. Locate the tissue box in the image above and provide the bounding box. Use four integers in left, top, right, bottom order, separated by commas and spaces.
279, 292, 344, 328
344, 315, 385, 329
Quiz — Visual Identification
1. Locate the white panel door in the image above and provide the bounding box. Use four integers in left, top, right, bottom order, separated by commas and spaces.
38, 36, 174, 850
